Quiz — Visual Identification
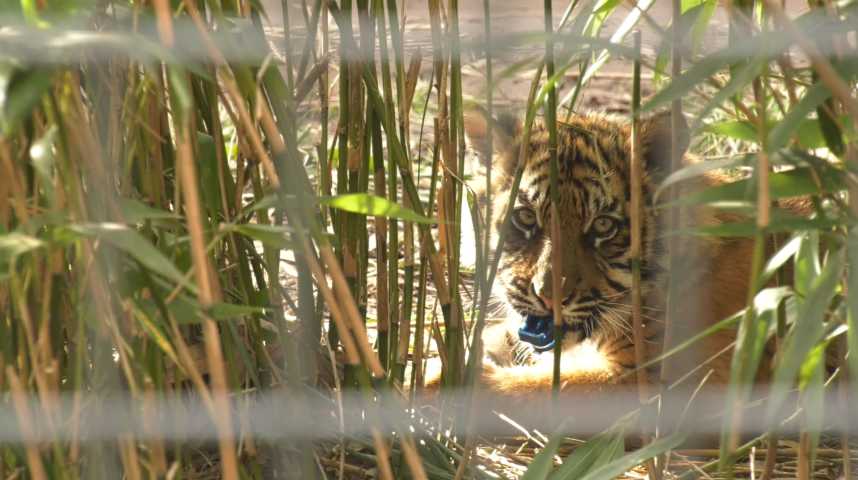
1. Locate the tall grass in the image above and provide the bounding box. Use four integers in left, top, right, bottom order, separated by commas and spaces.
0, 0, 857, 478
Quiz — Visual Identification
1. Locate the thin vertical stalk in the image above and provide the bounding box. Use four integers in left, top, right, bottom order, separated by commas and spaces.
629, 34, 656, 479
372, 0, 400, 374
657, 0, 686, 477
446, 0, 466, 389
175, 105, 238, 480
543, 0, 565, 401
331, 0, 353, 352
7, 368, 47, 480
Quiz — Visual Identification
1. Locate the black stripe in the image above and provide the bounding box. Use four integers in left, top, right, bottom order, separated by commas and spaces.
608, 262, 632, 272
603, 275, 628, 294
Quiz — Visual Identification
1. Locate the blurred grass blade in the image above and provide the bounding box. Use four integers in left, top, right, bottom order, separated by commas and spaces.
577, 433, 687, 480
520, 428, 566, 480
321, 193, 437, 223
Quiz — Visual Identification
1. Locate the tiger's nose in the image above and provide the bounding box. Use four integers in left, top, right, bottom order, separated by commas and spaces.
532, 283, 553, 307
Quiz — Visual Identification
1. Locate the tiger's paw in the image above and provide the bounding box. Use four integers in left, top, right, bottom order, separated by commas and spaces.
506, 331, 537, 366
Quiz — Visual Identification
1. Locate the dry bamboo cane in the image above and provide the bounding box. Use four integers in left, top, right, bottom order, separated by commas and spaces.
7, 367, 47, 480
175, 115, 240, 480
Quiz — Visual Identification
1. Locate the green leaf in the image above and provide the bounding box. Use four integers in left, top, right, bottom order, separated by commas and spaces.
549, 415, 633, 479
767, 247, 844, 425
720, 285, 788, 460
29, 125, 58, 205
768, 83, 831, 152
321, 193, 436, 224
701, 120, 757, 142
652, 2, 708, 82
664, 167, 845, 208
67, 223, 190, 291
196, 132, 224, 220
758, 234, 802, 289
1, 69, 54, 135
167, 67, 193, 125
119, 198, 180, 223
208, 302, 268, 321
654, 155, 753, 202
520, 430, 565, 480
0, 232, 45, 261
693, 57, 765, 129
223, 224, 293, 249
799, 342, 826, 469
794, 231, 821, 302
577, 433, 686, 480
681, 214, 848, 238
816, 96, 845, 156
132, 303, 180, 365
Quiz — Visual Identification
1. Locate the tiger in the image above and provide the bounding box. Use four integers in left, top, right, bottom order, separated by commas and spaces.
425, 107, 784, 411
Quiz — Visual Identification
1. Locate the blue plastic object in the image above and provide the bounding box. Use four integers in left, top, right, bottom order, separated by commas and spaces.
517, 315, 556, 353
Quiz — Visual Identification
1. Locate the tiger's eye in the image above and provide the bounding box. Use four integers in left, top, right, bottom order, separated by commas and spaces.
591, 216, 617, 237
511, 207, 538, 237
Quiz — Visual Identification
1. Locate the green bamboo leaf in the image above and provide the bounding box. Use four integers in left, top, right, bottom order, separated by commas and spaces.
816, 98, 845, 157
119, 198, 180, 223
577, 433, 686, 480
224, 224, 293, 249
758, 234, 802, 289
663, 167, 845, 208
687, 0, 717, 56
681, 215, 847, 237
652, 2, 708, 81
794, 231, 821, 302
321, 193, 436, 224
720, 286, 790, 460
1, 68, 54, 135
167, 67, 193, 123
767, 248, 844, 425
799, 342, 826, 469
654, 155, 753, 202
642, 53, 735, 113
768, 83, 831, 152
549, 416, 632, 480
521, 427, 566, 480
692, 57, 765, 129
208, 302, 268, 321
701, 120, 758, 142
197, 132, 224, 220
702, 116, 853, 150
29, 125, 57, 206
132, 304, 181, 365
0, 232, 45, 261
67, 223, 188, 289
548, 439, 605, 480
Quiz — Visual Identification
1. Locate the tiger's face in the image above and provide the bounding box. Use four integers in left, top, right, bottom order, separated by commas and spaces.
467, 110, 686, 344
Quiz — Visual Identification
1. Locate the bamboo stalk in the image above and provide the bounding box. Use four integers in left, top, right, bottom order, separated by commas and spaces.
174, 98, 239, 480
629, 31, 659, 480
543, 0, 566, 403
7, 367, 47, 480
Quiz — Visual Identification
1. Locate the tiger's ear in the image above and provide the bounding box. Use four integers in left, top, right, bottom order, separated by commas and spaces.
463, 106, 520, 168
640, 110, 690, 181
